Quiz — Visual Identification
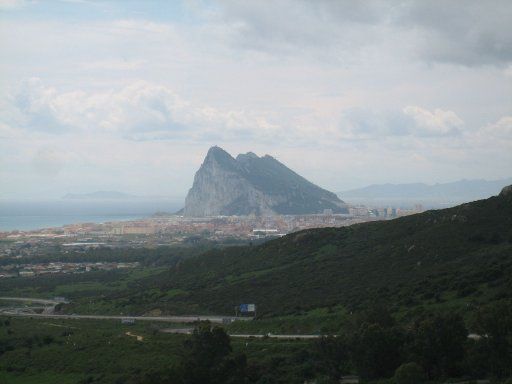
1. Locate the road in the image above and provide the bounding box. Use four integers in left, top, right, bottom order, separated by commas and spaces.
161, 328, 328, 339
0, 311, 248, 324
0, 297, 250, 324
0, 297, 320, 338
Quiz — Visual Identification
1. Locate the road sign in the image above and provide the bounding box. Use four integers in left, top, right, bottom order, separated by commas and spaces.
239, 304, 256, 313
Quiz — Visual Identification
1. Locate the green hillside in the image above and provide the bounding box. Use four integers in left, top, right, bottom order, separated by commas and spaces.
71, 186, 512, 320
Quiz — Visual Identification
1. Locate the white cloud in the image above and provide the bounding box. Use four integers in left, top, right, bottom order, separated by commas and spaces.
339, 106, 464, 139
403, 106, 463, 136
7, 78, 282, 141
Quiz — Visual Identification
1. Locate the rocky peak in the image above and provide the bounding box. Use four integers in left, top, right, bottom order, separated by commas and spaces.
205, 145, 233, 161
236, 152, 259, 162
204, 146, 238, 170
183, 146, 348, 217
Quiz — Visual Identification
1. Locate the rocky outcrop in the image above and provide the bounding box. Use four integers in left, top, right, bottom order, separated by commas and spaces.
183, 146, 348, 217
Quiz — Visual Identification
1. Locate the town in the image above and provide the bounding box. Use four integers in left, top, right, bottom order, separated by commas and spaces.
0, 204, 424, 262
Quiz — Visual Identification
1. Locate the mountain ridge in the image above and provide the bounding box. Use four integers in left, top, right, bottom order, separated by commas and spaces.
339, 178, 512, 202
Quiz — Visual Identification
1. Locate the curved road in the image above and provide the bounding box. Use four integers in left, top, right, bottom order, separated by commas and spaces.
0, 297, 66, 305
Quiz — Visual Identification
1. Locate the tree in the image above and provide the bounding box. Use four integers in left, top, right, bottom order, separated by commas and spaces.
394, 362, 425, 384
471, 299, 512, 378
314, 336, 350, 382
408, 313, 467, 379
350, 323, 403, 380
178, 322, 248, 384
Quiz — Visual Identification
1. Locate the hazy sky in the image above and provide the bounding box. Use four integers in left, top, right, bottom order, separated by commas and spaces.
1, 0, 511, 199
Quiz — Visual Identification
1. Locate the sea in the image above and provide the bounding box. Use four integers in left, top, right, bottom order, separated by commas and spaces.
0, 199, 183, 232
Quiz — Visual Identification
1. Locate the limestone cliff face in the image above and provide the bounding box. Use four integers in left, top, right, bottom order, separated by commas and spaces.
183, 146, 348, 217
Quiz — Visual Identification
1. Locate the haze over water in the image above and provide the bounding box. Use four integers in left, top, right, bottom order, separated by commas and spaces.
0, 200, 183, 231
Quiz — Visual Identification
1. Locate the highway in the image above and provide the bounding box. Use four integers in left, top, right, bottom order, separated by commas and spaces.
0, 297, 343, 339
0, 297, 250, 324
0, 311, 247, 324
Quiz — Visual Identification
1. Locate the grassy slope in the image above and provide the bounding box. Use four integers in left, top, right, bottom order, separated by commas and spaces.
137, 191, 512, 318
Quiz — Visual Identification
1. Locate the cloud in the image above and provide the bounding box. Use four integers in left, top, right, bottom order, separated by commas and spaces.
340, 106, 464, 139
209, 0, 393, 62
211, 1, 512, 67
400, 1, 512, 66
481, 116, 512, 139
403, 106, 463, 136
6, 78, 281, 141
0, 0, 25, 10
12, 78, 64, 132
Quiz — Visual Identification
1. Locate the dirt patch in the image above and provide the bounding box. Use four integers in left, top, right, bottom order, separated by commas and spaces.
125, 332, 144, 342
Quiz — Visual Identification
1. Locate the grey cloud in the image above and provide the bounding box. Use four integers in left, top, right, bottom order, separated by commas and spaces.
213, 0, 392, 61
214, 0, 512, 66
399, 1, 512, 66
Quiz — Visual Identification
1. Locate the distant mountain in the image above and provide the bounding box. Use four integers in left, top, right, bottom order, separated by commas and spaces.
62, 191, 139, 200
183, 146, 348, 216
339, 178, 512, 205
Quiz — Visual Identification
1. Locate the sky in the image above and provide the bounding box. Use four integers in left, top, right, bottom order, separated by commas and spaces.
0, 0, 511, 199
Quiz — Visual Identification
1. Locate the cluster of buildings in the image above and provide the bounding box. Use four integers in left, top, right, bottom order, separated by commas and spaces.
348, 204, 424, 218
0, 203, 425, 268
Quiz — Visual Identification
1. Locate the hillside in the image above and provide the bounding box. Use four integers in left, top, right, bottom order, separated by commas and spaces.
70, 185, 512, 320
183, 146, 347, 216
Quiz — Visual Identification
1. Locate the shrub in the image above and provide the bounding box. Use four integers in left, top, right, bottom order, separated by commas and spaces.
394, 362, 425, 384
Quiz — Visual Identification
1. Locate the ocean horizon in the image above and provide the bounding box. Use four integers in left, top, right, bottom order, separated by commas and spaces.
0, 199, 183, 231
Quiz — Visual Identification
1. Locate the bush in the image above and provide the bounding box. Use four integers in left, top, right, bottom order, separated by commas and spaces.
394, 362, 425, 384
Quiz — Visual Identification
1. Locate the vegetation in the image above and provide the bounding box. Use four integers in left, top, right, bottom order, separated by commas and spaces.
1, 301, 512, 383
0, 191, 511, 382
393, 362, 425, 384
0, 242, 254, 267
31, 190, 511, 322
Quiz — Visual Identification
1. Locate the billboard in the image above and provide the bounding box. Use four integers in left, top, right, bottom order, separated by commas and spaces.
239, 304, 256, 313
